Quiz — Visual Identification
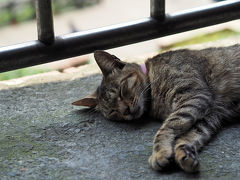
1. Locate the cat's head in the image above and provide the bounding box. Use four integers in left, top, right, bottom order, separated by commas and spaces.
73, 50, 149, 121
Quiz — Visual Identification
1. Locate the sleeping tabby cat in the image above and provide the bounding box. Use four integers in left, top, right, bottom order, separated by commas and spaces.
73, 44, 240, 173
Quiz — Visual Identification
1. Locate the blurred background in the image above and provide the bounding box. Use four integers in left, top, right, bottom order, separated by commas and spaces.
0, 0, 239, 81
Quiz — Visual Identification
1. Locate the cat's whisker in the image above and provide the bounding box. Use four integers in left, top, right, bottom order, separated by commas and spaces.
138, 75, 162, 100
139, 84, 151, 97
133, 83, 153, 108
87, 107, 98, 115
132, 85, 150, 107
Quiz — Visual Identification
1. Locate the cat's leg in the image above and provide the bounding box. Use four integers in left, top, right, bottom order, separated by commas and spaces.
174, 117, 221, 173
149, 93, 212, 171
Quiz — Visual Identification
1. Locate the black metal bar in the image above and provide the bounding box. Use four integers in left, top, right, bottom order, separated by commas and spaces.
0, 0, 240, 73
35, 0, 54, 44
151, 0, 165, 20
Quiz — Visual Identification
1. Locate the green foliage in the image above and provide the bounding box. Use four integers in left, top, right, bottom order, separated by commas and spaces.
0, 0, 101, 27
0, 10, 13, 26
161, 29, 240, 51
0, 68, 49, 81
16, 3, 35, 22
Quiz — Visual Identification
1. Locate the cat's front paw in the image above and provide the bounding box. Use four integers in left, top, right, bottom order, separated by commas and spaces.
148, 147, 173, 171
175, 144, 199, 173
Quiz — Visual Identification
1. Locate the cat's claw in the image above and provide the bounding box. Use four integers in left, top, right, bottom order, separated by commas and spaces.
175, 144, 200, 173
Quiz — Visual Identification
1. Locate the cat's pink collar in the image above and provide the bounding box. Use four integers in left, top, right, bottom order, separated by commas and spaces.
140, 64, 147, 74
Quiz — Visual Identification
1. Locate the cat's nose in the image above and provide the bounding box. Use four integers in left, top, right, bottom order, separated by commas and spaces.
123, 106, 131, 115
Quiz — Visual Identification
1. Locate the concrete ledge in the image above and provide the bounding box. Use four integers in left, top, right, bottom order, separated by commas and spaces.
0, 39, 240, 179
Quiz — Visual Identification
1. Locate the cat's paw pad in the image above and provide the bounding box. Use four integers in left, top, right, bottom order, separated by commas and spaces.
148, 149, 172, 171
175, 144, 199, 173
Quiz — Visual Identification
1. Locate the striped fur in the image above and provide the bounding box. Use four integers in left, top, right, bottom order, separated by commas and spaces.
147, 44, 240, 172
83, 45, 240, 173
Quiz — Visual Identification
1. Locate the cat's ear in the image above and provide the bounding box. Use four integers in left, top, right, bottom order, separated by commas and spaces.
72, 90, 97, 108
94, 50, 126, 77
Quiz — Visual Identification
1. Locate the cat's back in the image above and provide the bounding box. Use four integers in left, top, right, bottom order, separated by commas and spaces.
145, 44, 240, 119
146, 44, 240, 88
147, 44, 240, 73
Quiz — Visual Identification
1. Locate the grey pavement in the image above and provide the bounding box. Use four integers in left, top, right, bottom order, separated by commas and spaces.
1, 39, 240, 179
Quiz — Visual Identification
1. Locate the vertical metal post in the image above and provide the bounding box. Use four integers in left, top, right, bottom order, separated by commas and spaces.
151, 0, 165, 20
35, 0, 55, 44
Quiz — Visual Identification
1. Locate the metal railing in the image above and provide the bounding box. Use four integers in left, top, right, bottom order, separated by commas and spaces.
0, 0, 240, 73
